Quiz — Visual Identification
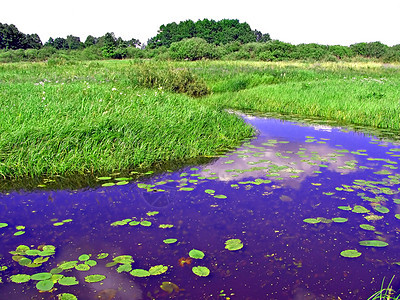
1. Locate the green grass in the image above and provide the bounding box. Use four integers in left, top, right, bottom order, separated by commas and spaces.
0, 60, 253, 178
1, 59, 400, 179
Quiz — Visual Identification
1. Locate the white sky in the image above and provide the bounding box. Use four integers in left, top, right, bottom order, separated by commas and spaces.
1, 0, 399, 46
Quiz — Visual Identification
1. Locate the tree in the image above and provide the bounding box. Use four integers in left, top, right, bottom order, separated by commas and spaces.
66, 35, 82, 49
25, 34, 42, 49
84, 35, 97, 47
53, 37, 68, 50
146, 19, 271, 48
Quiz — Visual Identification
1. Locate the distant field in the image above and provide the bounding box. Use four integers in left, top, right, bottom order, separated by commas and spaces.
1, 60, 399, 179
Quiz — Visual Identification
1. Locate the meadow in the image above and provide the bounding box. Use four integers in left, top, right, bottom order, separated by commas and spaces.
1, 59, 400, 180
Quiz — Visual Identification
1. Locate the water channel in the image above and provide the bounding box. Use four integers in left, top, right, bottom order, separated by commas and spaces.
1, 114, 400, 299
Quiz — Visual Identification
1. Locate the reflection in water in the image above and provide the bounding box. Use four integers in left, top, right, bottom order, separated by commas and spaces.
1, 116, 400, 299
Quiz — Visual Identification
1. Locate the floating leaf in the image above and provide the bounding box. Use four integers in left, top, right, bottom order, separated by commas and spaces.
374, 205, 390, 214
130, 269, 151, 277
192, 266, 210, 277
85, 260, 97, 267
113, 255, 134, 264
163, 238, 178, 244
214, 195, 227, 199
36, 280, 54, 291
205, 189, 215, 194
179, 187, 194, 191
129, 221, 140, 226
160, 281, 180, 294
98, 177, 112, 180
352, 205, 370, 214
78, 254, 90, 261
225, 239, 244, 251
14, 231, 25, 236
340, 250, 362, 258
85, 274, 106, 283
189, 249, 205, 259
75, 264, 90, 271
338, 206, 352, 211
10, 274, 31, 283
57, 293, 78, 300
365, 215, 384, 221
97, 253, 109, 259
360, 224, 376, 231
0, 223, 8, 228
59, 261, 78, 270
117, 264, 132, 273
31, 273, 52, 281
303, 218, 320, 224
53, 222, 64, 226
140, 221, 152, 227
58, 276, 79, 286
159, 224, 174, 229
149, 265, 168, 275
359, 240, 389, 247
146, 211, 159, 216
101, 182, 115, 187
332, 217, 348, 223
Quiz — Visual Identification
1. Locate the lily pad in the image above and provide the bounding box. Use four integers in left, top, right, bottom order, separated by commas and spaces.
149, 265, 168, 275
163, 238, 178, 244
85, 274, 106, 283
97, 253, 109, 259
192, 266, 210, 277
374, 205, 390, 214
10, 274, 31, 283
160, 281, 180, 294
58, 293, 78, 300
146, 211, 159, 216
78, 254, 90, 261
303, 218, 320, 224
332, 217, 348, 223
359, 240, 389, 247
36, 279, 54, 291
59, 261, 78, 270
214, 195, 227, 199
189, 249, 205, 259
31, 273, 52, 281
140, 220, 152, 227
75, 264, 90, 271
130, 269, 151, 277
58, 276, 79, 286
225, 239, 244, 251
117, 264, 132, 273
340, 249, 362, 258
205, 189, 215, 194
352, 205, 370, 213
0, 223, 8, 228
360, 224, 376, 231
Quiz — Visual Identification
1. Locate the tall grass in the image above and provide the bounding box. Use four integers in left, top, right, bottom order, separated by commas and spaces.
0, 61, 252, 178
1, 59, 399, 179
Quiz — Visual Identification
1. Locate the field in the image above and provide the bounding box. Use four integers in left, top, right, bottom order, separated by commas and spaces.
1, 60, 400, 180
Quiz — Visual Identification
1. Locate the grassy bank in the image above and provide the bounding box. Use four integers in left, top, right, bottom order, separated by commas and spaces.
0, 60, 253, 178
1, 60, 399, 179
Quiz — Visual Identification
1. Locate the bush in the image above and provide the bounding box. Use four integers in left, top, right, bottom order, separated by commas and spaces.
169, 38, 216, 60
132, 63, 210, 97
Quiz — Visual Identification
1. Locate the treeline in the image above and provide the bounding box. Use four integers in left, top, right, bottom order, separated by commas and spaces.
147, 19, 271, 48
0, 22, 141, 60
1, 19, 400, 63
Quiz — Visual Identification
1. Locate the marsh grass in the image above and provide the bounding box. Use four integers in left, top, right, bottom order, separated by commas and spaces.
1, 59, 399, 179
0, 61, 252, 178
368, 277, 400, 300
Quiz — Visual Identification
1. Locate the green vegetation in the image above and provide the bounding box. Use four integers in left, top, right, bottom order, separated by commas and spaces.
0, 59, 400, 180
1, 19, 400, 63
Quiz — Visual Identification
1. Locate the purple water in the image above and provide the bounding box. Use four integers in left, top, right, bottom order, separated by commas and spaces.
1, 115, 400, 299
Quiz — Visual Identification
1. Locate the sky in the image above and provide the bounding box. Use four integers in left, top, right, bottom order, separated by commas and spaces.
1, 0, 399, 46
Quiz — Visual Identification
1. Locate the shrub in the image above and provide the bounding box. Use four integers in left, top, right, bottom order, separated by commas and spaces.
169, 38, 216, 60
132, 63, 210, 97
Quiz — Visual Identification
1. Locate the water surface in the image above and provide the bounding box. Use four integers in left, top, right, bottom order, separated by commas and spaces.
1, 115, 400, 299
